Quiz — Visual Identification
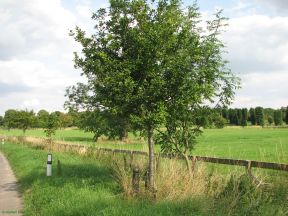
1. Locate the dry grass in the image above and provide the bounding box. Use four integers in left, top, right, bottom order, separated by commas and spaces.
108, 152, 228, 201
156, 159, 208, 200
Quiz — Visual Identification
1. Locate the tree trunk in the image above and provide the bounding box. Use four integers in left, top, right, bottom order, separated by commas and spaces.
183, 153, 192, 176
120, 125, 128, 141
147, 126, 155, 190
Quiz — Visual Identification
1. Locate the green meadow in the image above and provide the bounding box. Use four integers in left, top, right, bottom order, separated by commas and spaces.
1, 127, 287, 163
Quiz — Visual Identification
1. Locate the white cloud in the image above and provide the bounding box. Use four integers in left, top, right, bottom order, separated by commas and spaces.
0, 0, 93, 115
218, 13, 288, 108
232, 71, 288, 108
76, 5, 92, 19
22, 99, 40, 108
0, 59, 85, 114
0, 59, 80, 88
223, 15, 288, 74
256, 0, 288, 12
0, 0, 77, 60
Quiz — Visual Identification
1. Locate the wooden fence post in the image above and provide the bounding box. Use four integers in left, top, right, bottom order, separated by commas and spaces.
145, 170, 149, 189
246, 160, 252, 177
123, 155, 128, 171
57, 159, 62, 176
132, 168, 140, 197
130, 153, 134, 169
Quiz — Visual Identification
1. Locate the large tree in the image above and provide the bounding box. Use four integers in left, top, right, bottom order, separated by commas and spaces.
241, 108, 248, 126
68, 0, 239, 188
228, 109, 238, 125
274, 109, 283, 126
36, 109, 50, 128
286, 106, 288, 125
249, 108, 256, 125
0, 115, 4, 127
16, 110, 36, 134
4, 109, 18, 130
4, 109, 35, 133
255, 106, 264, 126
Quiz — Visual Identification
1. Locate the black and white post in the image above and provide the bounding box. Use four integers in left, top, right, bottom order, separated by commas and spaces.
47, 153, 52, 177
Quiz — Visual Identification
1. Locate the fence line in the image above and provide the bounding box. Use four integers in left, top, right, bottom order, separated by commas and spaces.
1, 135, 288, 172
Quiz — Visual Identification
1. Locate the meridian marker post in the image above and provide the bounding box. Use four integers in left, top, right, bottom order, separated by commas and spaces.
47, 153, 52, 177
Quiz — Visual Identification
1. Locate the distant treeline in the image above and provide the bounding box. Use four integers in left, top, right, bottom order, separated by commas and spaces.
212, 107, 288, 127
0, 106, 287, 136
0, 109, 78, 133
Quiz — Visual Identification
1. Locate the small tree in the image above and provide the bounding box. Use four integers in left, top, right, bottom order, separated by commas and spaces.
241, 108, 248, 126
221, 108, 229, 122
59, 112, 74, 128
249, 108, 256, 125
213, 115, 227, 128
4, 109, 18, 130
236, 109, 243, 126
274, 110, 283, 126
37, 109, 49, 128
229, 109, 238, 125
255, 106, 264, 126
267, 116, 273, 125
69, 0, 239, 186
67, 109, 80, 127
44, 113, 60, 149
17, 110, 35, 134
77, 110, 110, 141
286, 106, 288, 125
0, 116, 4, 127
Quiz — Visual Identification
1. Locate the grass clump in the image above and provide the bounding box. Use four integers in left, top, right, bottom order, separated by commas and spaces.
215, 174, 288, 215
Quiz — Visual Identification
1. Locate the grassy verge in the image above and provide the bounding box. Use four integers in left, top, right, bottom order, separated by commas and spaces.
1, 142, 288, 216
0, 142, 213, 216
1, 127, 287, 163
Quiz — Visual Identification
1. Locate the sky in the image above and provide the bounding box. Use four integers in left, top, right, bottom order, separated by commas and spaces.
0, 0, 288, 115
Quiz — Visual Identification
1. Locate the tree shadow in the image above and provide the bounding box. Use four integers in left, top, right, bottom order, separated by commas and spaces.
60, 137, 93, 143
0, 182, 19, 192
18, 161, 117, 194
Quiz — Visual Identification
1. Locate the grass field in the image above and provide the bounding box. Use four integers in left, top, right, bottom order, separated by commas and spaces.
1, 142, 287, 216
1, 127, 287, 163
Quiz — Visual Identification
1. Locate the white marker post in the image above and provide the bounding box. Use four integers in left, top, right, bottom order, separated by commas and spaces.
47, 153, 52, 177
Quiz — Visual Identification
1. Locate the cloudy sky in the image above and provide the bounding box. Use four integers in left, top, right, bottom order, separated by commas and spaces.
0, 0, 287, 115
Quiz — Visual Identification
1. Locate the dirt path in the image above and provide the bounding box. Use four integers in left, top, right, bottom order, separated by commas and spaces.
0, 152, 23, 216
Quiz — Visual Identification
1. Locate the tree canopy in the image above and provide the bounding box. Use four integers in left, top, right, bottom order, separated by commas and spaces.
3, 109, 35, 133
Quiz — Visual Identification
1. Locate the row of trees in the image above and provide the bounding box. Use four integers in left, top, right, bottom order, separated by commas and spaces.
1, 106, 287, 133
217, 107, 288, 127
0, 109, 77, 133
